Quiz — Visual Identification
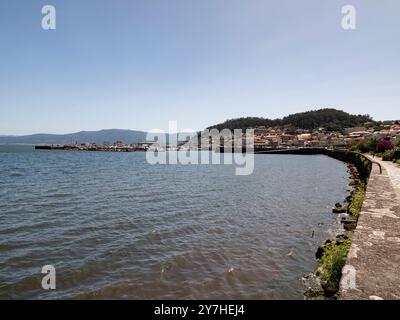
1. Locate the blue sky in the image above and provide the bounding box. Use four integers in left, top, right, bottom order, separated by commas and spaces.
0, 0, 399, 135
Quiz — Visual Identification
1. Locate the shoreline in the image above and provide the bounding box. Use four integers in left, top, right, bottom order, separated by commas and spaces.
258, 148, 372, 299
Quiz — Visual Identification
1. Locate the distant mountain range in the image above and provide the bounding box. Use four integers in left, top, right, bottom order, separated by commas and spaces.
0, 129, 148, 145
0, 129, 197, 145
208, 108, 378, 132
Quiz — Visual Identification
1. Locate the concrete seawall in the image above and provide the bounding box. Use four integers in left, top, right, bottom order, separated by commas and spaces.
339, 159, 400, 300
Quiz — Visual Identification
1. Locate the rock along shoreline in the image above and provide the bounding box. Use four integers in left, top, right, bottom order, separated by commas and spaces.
255, 148, 372, 299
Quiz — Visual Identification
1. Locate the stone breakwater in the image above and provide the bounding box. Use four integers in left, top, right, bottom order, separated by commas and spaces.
339, 158, 400, 300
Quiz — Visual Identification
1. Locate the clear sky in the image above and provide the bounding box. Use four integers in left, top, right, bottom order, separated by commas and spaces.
0, 0, 399, 135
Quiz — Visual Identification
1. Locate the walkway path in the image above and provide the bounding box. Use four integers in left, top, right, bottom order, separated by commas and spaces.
339, 158, 400, 300
377, 159, 400, 197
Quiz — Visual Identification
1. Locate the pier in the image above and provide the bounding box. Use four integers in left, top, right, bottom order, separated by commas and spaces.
34, 142, 151, 152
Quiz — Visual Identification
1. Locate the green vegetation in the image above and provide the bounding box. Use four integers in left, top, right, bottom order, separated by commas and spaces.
208, 108, 375, 132
350, 138, 379, 153
351, 139, 400, 163
359, 155, 372, 180
348, 184, 367, 218
381, 148, 400, 162
392, 149, 400, 161
280, 109, 373, 132
304, 287, 325, 300
308, 151, 371, 299
317, 239, 352, 295
316, 154, 368, 297
368, 138, 379, 153
382, 150, 395, 161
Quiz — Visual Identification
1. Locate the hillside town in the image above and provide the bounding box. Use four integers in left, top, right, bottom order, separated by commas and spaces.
179, 120, 400, 151
248, 120, 400, 149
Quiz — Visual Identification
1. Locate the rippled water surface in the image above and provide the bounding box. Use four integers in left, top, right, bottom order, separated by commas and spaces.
0, 145, 349, 299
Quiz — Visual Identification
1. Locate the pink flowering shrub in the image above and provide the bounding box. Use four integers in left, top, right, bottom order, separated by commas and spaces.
376, 140, 394, 153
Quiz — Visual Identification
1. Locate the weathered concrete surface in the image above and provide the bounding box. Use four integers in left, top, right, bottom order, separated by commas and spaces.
379, 159, 400, 197
339, 159, 400, 300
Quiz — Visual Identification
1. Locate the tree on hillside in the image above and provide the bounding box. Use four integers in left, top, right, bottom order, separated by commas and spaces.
208, 108, 375, 132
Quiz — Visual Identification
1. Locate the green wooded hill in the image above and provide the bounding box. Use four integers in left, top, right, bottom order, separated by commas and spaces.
208, 108, 376, 132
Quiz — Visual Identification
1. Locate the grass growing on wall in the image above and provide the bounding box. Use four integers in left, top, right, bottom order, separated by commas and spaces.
306, 150, 371, 299
317, 239, 352, 295
348, 183, 367, 218
316, 177, 367, 297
